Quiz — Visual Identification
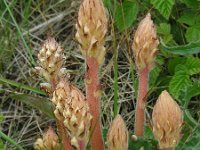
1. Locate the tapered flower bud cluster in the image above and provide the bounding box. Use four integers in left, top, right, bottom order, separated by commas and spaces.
132, 13, 159, 70
52, 79, 93, 149
34, 37, 65, 83
34, 126, 59, 150
75, 0, 108, 64
107, 115, 129, 150
152, 90, 183, 149
52, 79, 71, 121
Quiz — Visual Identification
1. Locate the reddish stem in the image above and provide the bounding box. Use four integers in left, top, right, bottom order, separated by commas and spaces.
85, 57, 104, 150
78, 140, 86, 150
56, 120, 72, 150
134, 67, 149, 137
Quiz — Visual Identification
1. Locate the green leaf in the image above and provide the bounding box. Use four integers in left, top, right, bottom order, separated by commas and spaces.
186, 24, 200, 42
181, 0, 199, 9
169, 65, 192, 99
167, 57, 186, 75
176, 126, 200, 150
115, 0, 138, 31
161, 40, 200, 55
157, 23, 171, 35
178, 11, 198, 26
151, 0, 174, 19
129, 137, 157, 150
0, 77, 46, 95
157, 23, 173, 43
149, 67, 161, 89
183, 83, 200, 107
185, 57, 200, 75
10, 93, 54, 118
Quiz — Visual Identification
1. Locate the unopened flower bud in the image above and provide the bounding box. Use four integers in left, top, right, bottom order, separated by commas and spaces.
152, 90, 183, 149
132, 13, 159, 70
34, 127, 59, 150
75, 0, 108, 64
107, 115, 128, 150
34, 138, 45, 150
42, 126, 59, 150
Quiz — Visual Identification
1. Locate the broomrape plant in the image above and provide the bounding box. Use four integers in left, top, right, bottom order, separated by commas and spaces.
32, 0, 184, 149
4, 0, 200, 150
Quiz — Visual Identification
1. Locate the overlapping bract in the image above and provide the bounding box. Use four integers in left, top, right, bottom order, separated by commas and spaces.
52, 79, 93, 149
75, 0, 108, 64
132, 13, 159, 70
107, 115, 128, 150
152, 90, 183, 149
34, 127, 59, 150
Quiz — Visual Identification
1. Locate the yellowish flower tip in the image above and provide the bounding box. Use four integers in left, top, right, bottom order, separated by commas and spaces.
34, 138, 45, 150
42, 126, 59, 150
63, 84, 93, 148
34, 127, 59, 150
35, 37, 65, 82
75, 0, 108, 64
132, 13, 159, 70
107, 115, 129, 150
152, 90, 183, 149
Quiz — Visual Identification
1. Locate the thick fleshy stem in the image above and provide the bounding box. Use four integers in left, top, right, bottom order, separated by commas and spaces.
85, 57, 104, 150
134, 67, 149, 137
78, 140, 86, 150
56, 121, 72, 150
51, 80, 72, 150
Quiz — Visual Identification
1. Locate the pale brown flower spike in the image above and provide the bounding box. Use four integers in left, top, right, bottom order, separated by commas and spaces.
34, 126, 59, 150
132, 13, 159, 70
107, 115, 129, 150
52, 79, 93, 149
152, 90, 183, 150
76, 0, 108, 149
34, 37, 72, 150
132, 13, 159, 137
76, 0, 108, 65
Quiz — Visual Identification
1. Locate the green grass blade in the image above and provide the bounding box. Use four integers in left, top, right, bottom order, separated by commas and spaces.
3, 0, 36, 66
10, 93, 54, 118
0, 130, 24, 150
0, 77, 45, 95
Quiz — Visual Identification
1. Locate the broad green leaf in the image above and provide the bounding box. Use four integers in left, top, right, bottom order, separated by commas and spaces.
186, 24, 200, 42
103, 0, 113, 11
151, 0, 174, 19
169, 65, 192, 99
181, 0, 199, 9
176, 126, 200, 150
0, 77, 45, 95
167, 57, 185, 75
115, 0, 138, 31
149, 66, 161, 89
157, 23, 172, 43
185, 57, 200, 75
183, 83, 200, 107
161, 40, 200, 55
157, 23, 171, 35
178, 11, 198, 26
10, 93, 54, 118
